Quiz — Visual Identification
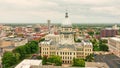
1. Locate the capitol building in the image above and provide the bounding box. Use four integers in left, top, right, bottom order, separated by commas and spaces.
39, 12, 93, 64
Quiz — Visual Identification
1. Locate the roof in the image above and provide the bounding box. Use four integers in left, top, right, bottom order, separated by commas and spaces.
58, 44, 76, 50
18, 65, 30, 68
110, 37, 120, 42
103, 28, 119, 30
3, 37, 24, 42
46, 34, 60, 37
15, 59, 42, 68
40, 40, 52, 45
0, 41, 13, 47
62, 18, 72, 27
81, 40, 93, 46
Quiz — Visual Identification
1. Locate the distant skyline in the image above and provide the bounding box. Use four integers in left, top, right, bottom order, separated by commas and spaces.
0, 0, 120, 24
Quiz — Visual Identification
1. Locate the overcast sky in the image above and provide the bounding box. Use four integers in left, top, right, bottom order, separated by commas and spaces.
0, 0, 120, 24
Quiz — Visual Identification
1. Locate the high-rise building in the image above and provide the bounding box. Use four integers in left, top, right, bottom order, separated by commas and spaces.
34, 24, 41, 32
47, 20, 51, 33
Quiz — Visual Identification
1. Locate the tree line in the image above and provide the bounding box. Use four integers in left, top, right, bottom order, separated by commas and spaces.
42, 55, 62, 66
91, 39, 108, 51
42, 55, 86, 67
2, 41, 39, 68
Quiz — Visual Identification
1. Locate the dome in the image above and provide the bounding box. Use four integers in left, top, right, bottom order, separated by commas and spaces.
62, 12, 72, 27
62, 18, 72, 27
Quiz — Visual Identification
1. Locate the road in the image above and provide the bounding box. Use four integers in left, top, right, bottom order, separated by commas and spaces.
94, 54, 120, 68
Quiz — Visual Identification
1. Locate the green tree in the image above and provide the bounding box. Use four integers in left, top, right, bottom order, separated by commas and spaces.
13, 45, 27, 59
95, 31, 100, 35
75, 39, 81, 42
13, 40, 39, 59
2, 40, 39, 68
42, 55, 48, 65
93, 45, 100, 51
24, 43, 31, 54
73, 58, 85, 67
88, 31, 94, 36
29, 41, 39, 53
2, 52, 16, 68
99, 44, 108, 51
90, 39, 100, 51
36, 56, 42, 59
48, 55, 62, 66
85, 54, 94, 62
14, 53, 20, 63
99, 39, 108, 44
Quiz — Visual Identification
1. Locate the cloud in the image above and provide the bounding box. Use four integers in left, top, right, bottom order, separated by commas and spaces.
91, 6, 120, 16
0, 0, 120, 24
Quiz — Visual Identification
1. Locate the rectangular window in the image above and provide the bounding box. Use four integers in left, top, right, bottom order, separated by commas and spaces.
70, 57, 72, 59
65, 57, 67, 59
64, 35, 69, 38
60, 52, 62, 55
65, 52, 67, 55
70, 52, 72, 55
74, 53, 75, 55
65, 28, 68, 31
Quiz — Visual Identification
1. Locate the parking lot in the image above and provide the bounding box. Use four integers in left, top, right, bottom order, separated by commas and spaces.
94, 54, 120, 68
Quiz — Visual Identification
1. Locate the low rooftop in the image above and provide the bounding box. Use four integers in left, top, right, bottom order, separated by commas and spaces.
110, 37, 120, 42
15, 59, 42, 68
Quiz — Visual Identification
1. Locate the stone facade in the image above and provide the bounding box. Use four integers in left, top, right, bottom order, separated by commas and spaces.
39, 12, 93, 64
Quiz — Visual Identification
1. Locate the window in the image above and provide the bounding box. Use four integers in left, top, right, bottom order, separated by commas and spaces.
65, 52, 67, 55
63, 52, 64, 55
74, 53, 75, 55
65, 57, 67, 59
70, 52, 72, 55
60, 52, 62, 55
65, 28, 68, 31
64, 35, 69, 38
70, 57, 72, 59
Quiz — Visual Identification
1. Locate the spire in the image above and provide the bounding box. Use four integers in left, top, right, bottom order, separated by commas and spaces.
65, 10, 68, 18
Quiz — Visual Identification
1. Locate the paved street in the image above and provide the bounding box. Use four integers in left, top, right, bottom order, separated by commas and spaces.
94, 54, 120, 68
